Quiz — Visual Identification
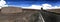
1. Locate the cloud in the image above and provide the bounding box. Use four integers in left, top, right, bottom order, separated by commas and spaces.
22, 4, 60, 10
0, 0, 8, 9
22, 5, 42, 9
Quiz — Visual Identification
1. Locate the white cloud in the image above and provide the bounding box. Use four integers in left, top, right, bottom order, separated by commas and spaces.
22, 4, 60, 10
42, 4, 52, 7
22, 5, 42, 9
0, 0, 8, 9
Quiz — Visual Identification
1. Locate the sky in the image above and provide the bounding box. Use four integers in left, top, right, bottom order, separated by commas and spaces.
0, 0, 60, 9
5, 0, 60, 7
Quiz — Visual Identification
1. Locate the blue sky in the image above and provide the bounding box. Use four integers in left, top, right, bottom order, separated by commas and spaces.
5, 0, 60, 7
